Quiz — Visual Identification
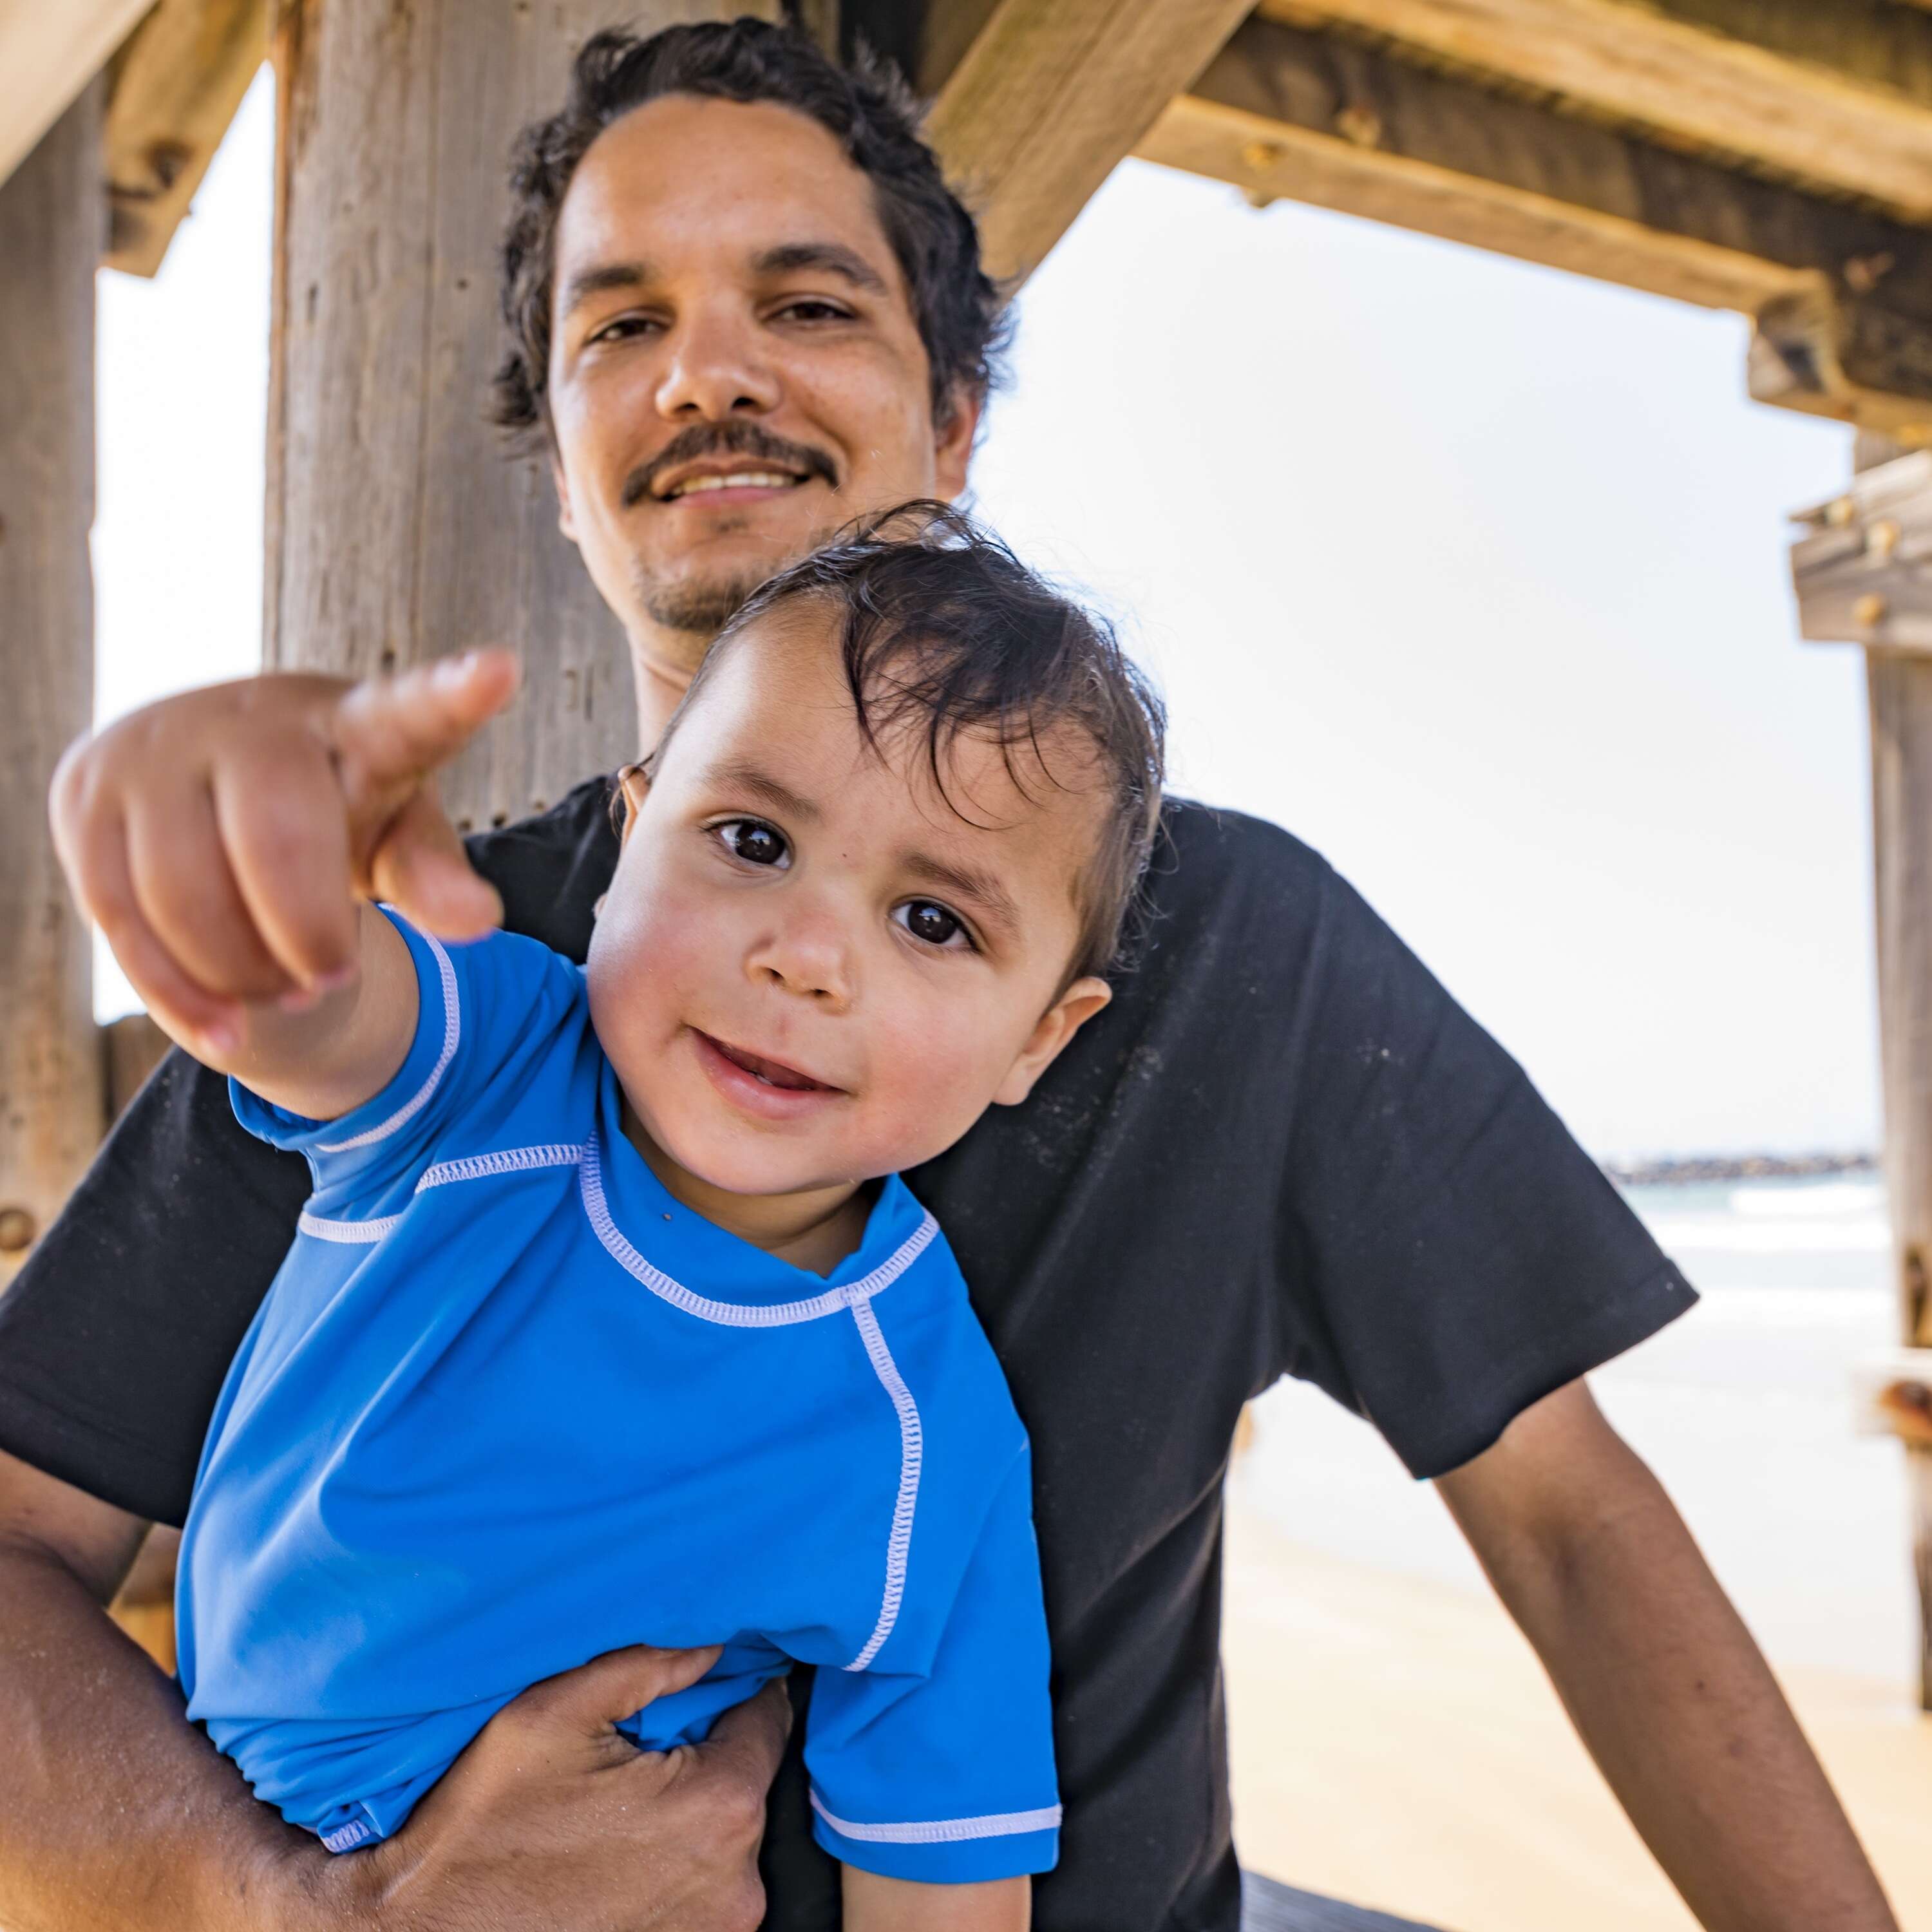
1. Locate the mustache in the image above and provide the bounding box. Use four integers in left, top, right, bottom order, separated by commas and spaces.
621, 422, 840, 508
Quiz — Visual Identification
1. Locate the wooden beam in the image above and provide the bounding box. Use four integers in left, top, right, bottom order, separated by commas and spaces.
0, 0, 153, 193
1791, 451, 1932, 654
1256, 0, 1932, 224
1135, 14, 1932, 431
104, 0, 267, 277
0, 85, 109, 1285
265, 0, 779, 833
921, 0, 1256, 284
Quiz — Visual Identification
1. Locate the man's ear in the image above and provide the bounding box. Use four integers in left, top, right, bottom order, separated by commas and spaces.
553, 452, 578, 544
933, 385, 983, 502
993, 977, 1111, 1108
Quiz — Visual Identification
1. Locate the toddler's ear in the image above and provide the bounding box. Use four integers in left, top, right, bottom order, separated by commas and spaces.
591, 893, 608, 920
615, 764, 652, 844
993, 978, 1111, 1108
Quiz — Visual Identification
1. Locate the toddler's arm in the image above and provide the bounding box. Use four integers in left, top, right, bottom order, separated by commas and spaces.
844, 1870, 1029, 1931
51, 650, 519, 1121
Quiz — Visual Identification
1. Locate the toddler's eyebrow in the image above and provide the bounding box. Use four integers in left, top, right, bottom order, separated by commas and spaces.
703, 759, 820, 824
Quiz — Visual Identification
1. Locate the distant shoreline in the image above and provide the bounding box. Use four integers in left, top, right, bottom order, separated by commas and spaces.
1604, 1151, 1880, 1188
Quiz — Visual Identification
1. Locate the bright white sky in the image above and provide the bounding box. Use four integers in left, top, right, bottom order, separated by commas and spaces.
94, 71, 1872, 1160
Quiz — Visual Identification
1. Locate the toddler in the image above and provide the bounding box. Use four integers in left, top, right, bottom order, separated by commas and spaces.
124, 507, 1164, 1927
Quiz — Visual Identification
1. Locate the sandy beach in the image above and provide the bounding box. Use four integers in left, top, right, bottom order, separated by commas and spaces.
1223, 1492, 1931, 1931
1224, 1174, 1931, 1930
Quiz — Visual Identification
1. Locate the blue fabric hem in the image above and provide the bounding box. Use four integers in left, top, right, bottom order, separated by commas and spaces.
810, 1816, 1058, 1884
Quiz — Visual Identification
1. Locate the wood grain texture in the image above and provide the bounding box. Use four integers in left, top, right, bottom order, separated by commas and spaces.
1852, 433, 1932, 1705
265, 0, 775, 834
1257, 0, 1932, 222
0, 0, 153, 191
1792, 452, 1932, 654
1867, 651, 1932, 1709
1137, 14, 1932, 426
104, 0, 267, 276
0, 86, 108, 1285
923, 0, 1254, 284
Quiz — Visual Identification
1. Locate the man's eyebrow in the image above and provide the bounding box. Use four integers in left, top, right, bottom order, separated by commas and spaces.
753, 241, 889, 294
900, 851, 1022, 941
558, 260, 654, 321
702, 761, 821, 825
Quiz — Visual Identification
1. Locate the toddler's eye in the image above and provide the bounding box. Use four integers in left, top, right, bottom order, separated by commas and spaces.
717, 819, 790, 867
895, 900, 969, 949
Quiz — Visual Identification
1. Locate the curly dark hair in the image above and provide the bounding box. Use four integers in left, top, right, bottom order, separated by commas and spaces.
625, 502, 1167, 981
495, 18, 1010, 443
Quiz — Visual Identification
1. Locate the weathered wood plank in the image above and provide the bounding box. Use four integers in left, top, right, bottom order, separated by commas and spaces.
1792, 452, 1932, 655
1256, 0, 1932, 223
0, 86, 108, 1285
265, 0, 778, 833
1137, 14, 1932, 431
0, 0, 153, 192
104, 0, 267, 276
921, 0, 1255, 285
1140, 89, 1812, 315
1852, 430, 1932, 1707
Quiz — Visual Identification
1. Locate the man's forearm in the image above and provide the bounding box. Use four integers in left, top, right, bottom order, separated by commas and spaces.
1442, 1392, 1897, 1932
0, 1531, 325, 1932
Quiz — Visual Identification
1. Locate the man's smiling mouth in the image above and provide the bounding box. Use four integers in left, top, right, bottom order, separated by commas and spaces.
623, 424, 839, 508
658, 466, 807, 502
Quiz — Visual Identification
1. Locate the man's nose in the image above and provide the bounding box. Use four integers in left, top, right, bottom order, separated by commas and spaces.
748, 912, 854, 1013
653, 306, 782, 421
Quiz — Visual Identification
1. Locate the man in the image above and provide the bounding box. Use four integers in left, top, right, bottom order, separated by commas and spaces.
0, 21, 1898, 1932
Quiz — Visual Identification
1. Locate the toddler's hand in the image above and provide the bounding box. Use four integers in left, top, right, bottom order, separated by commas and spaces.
48, 650, 519, 1054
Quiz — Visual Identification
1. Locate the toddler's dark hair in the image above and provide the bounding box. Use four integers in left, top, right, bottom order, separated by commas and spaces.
630, 502, 1166, 980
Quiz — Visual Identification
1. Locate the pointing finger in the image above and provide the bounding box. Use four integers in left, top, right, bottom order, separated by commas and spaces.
333, 649, 522, 797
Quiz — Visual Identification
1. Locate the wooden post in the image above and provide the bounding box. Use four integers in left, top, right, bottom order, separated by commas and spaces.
0, 84, 106, 1287
1794, 430, 1932, 1706
264, 0, 775, 831
1865, 647, 1932, 1709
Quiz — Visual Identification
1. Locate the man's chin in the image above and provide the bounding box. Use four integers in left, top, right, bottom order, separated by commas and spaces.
640, 572, 770, 638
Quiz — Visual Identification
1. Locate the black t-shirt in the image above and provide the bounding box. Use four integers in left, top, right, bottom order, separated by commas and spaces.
0, 787, 1693, 1931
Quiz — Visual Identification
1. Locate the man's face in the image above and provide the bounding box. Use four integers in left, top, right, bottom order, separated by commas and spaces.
546, 95, 978, 663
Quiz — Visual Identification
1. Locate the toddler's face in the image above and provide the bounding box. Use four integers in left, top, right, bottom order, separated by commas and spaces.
585, 607, 1112, 1205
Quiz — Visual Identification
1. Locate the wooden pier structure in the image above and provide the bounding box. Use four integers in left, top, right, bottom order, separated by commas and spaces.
3, 1, 1932, 1915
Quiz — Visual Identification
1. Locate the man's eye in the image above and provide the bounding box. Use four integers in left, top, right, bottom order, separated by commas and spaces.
776, 299, 849, 324
588, 315, 658, 345
895, 900, 970, 949
717, 820, 790, 867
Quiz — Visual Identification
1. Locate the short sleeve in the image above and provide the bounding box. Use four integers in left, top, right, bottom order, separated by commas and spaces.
230, 909, 583, 1206
1278, 858, 1698, 1478
804, 1450, 1059, 1884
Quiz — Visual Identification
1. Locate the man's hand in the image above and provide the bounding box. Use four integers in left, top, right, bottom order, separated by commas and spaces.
1437, 1379, 1898, 1932
314, 1648, 791, 1932
48, 652, 520, 1059
0, 1451, 791, 1932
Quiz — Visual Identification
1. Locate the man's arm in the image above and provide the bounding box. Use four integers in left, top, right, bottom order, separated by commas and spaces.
1436, 1379, 1898, 1932
0, 1448, 788, 1932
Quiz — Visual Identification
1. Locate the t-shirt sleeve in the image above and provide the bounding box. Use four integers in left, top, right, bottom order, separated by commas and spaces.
229, 909, 574, 1206
802, 1449, 1059, 1885
1274, 857, 1698, 1479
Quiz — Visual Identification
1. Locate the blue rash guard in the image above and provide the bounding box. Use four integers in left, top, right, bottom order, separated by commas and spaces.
175, 909, 1059, 1886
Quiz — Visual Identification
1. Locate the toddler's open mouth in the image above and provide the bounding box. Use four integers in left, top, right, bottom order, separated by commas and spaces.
696, 1031, 841, 1094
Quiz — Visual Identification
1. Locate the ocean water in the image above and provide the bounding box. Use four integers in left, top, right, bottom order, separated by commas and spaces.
1240, 1174, 1913, 1685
